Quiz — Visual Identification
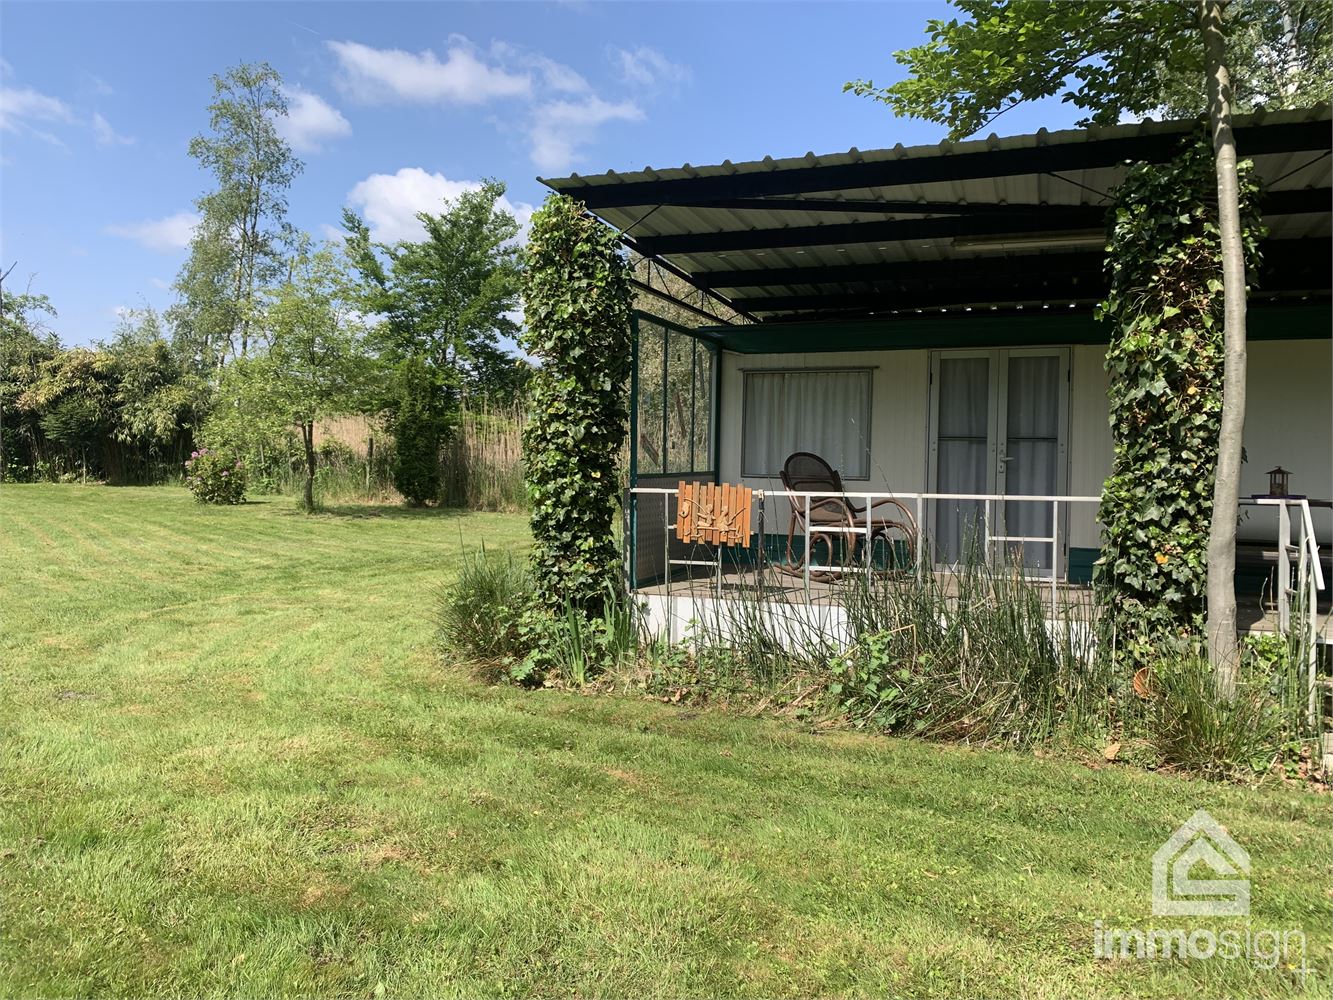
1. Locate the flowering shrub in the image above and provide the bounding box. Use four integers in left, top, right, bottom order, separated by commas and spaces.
184, 448, 246, 505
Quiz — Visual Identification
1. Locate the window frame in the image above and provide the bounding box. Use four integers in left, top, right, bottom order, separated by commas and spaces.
740, 366, 874, 480
632, 312, 718, 480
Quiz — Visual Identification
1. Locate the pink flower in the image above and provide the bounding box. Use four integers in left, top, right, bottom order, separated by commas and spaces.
191, 451, 199, 459
221, 471, 229, 477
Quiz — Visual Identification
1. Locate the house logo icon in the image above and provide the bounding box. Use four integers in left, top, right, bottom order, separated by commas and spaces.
1152, 809, 1250, 917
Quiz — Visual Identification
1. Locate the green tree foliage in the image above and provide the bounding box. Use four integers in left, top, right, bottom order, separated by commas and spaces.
521, 194, 632, 617
388, 357, 445, 506
461, 340, 534, 406
343, 180, 524, 504
169, 62, 302, 370
28, 350, 114, 464
0, 286, 59, 479
1095, 137, 1264, 667
845, 1, 1330, 138
208, 242, 378, 512
202, 355, 294, 490
13, 306, 203, 483
1157, 1, 1333, 115
342, 180, 522, 413
104, 307, 208, 456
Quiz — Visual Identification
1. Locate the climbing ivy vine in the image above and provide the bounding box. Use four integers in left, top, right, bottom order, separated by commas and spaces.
1095, 135, 1263, 666
521, 194, 633, 616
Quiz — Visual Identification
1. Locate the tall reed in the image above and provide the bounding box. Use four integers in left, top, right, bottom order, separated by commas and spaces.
440, 401, 527, 511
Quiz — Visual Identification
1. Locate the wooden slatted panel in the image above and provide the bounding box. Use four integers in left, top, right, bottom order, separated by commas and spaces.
673, 482, 753, 547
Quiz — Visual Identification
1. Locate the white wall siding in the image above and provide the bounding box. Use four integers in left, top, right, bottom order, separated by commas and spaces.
1067, 346, 1114, 548
714, 338, 1331, 552
1243, 338, 1332, 542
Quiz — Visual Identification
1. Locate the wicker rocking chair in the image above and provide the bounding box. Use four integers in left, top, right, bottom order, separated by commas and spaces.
779, 452, 917, 578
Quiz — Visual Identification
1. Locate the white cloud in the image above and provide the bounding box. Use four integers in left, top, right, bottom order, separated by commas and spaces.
490, 42, 587, 94
274, 86, 351, 152
0, 85, 75, 136
92, 112, 134, 146
612, 46, 690, 89
149, 277, 170, 290
346, 167, 533, 243
105, 211, 200, 252
528, 96, 642, 173
328, 38, 531, 104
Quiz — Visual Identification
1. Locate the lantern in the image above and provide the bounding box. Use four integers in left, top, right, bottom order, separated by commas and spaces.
1266, 466, 1292, 497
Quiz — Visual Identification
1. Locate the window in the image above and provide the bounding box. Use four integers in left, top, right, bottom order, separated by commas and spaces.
742, 370, 872, 479
635, 315, 714, 475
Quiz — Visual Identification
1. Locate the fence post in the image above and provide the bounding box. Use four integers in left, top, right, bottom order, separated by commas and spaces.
865, 501, 873, 587
1278, 501, 1291, 633
755, 492, 765, 592
803, 494, 811, 602
915, 495, 925, 580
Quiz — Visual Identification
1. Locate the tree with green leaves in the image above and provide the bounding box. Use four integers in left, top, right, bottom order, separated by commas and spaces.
169, 62, 302, 371
210, 242, 378, 512
102, 307, 208, 479
342, 181, 522, 378
0, 284, 59, 480
1096, 137, 1264, 669
847, 0, 1330, 691
19, 347, 116, 481
266, 243, 378, 512
342, 179, 523, 502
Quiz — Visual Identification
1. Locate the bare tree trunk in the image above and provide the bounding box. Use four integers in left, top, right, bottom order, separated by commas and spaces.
302, 420, 316, 513
1201, 0, 1245, 697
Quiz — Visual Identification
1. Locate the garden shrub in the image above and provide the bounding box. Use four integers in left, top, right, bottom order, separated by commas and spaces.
437, 550, 533, 671
510, 582, 638, 687
1095, 135, 1263, 667
829, 632, 931, 734
391, 358, 446, 506
436, 551, 637, 687
184, 447, 246, 504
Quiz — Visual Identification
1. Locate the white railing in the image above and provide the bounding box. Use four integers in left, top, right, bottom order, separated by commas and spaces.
630, 486, 1101, 618
1248, 497, 1327, 722
630, 488, 1328, 633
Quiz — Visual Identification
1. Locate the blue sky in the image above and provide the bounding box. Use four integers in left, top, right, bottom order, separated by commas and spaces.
1, 1, 1081, 347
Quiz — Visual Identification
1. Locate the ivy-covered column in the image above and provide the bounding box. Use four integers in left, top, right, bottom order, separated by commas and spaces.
521, 194, 632, 616
1095, 136, 1262, 667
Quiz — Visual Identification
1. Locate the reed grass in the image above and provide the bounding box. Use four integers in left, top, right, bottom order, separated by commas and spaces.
622, 528, 1325, 776
440, 402, 526, 512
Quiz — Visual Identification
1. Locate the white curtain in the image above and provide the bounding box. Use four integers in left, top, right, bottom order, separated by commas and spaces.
933, 354, 1061, 569
935, 357, 990, 564
1003, 355, 1060, 569
743, 371, 871, 478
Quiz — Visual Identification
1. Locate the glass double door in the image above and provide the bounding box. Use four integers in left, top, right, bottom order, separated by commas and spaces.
929, 349, 1069, 570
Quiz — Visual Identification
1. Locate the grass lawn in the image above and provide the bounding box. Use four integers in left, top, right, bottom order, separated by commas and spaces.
1, 483, 1329, 999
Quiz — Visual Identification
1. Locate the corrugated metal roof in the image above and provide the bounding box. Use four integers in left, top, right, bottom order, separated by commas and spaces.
541, 106, 1332, 322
